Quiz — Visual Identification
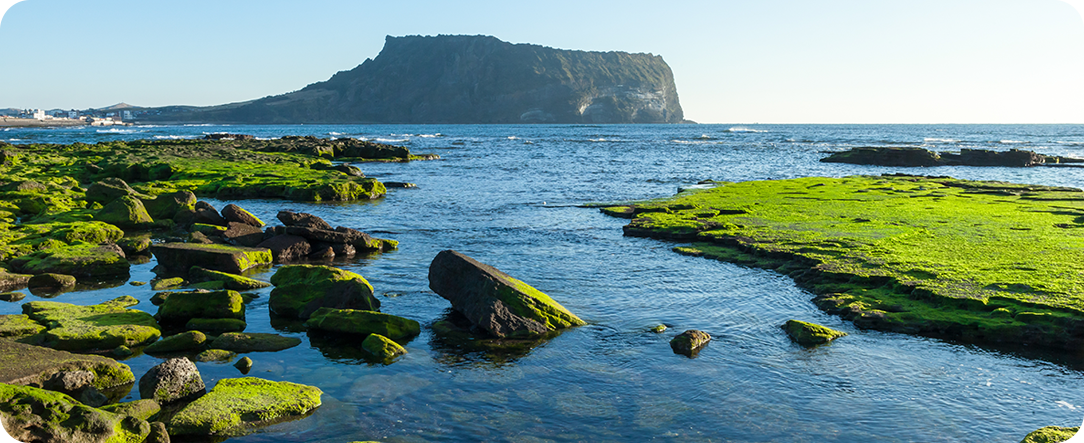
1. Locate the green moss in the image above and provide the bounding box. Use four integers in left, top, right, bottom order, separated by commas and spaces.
10, 243, 129, 278
155, 290, 245, 324
189, 266, 271, 290
0, 314, 46, 338
167, 377, 322, 436
150, 277, 184, 291
23, 296, 160, 351
193, 349, 237, 362
208, 332, 301, 353
186, 318, 247, 334
144, 330, 207, 354
1020, 426, 1080, 443
150, 242, 272, 275
499, 277, 587, 334
268, 265, 378, 319
0, 338, 135, 390
0, 383, 155, 443
99, 399, 161, 421
612, 176, 1084, 349
361, 333, 407, 361
95, 195, 154, 229
191, 223, 227, 235
782, 320, 847, 346
304, 307, 420, 340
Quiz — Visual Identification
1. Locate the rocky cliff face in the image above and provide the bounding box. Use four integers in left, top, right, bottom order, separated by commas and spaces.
154, 35, 684, 124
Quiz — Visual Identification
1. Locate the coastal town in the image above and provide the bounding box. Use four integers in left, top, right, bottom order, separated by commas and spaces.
0, 105, 143, 127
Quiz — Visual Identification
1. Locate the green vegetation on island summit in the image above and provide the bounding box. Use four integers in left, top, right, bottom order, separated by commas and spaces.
604, 174, 1084, 351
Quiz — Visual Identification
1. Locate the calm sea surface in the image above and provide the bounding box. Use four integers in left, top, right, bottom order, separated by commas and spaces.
4, 124, 1084, 442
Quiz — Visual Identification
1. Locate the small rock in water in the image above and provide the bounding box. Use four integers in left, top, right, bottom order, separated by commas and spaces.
652, 324, 667, 333
670, 330, 711, 357
234, 356, 253, 374
782, 320, 847, 347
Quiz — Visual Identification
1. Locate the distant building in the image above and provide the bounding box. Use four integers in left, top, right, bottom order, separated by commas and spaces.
32, 109, 45, 120
68, 111, 78, 119
122, 110, 132, 121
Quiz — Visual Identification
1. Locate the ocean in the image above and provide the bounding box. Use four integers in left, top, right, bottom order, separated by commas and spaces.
3, 123, 1084, 442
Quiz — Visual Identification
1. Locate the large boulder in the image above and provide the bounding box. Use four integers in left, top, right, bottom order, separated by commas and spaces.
138, 357, 205, 404
141, 190, 197, 220
222, 222, 265, 247
221, 204, 264, 227
95, 195, 155, 229
208, 332, 301, 353
9, 243, 129, 278
256, 234, 312, 262
23, 296, 161, 351
194, 201, 227, 226
150, 242, 272, 275
268, 265, 380, 319
85, 177, 141, 204
304, 307, 420, 340
0, 339, 135, 391
0, 383, 164, 443
427, 250, 585, 338
167, 377, 321, 437
155, 290, 245, 325
782, 320, 847, 347
277, 210, 332, 230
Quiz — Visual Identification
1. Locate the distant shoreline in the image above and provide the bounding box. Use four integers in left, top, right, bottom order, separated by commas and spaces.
0, 118, 87, 128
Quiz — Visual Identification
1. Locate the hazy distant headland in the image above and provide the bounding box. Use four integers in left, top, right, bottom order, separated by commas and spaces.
142, 35, 686, 125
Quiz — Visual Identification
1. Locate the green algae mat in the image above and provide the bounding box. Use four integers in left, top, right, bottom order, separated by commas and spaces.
606, 175, 1084, 350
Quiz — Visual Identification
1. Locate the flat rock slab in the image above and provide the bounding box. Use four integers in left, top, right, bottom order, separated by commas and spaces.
304, 307, 420, 340
9, 243, 129, 278
428, 250, 585, 338
23, 296, 160, 351
189, 266, 270, 290
209, 332, 301, 353
150, 242, 271, 275
0, 338, 135, 390
0, 383, 164, 443
156, 290, 245, 325
167, 377, 322, 437
0, 314, 46, 338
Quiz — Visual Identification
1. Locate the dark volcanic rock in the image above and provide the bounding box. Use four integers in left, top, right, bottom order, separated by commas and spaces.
222, 222, 266, 247
221, 203, 264, 227
823, 146, 1061, 168
194, 201, 227, 226
139, 357, 206, 404
150, 242, 272, 275
670, 330, 711, 357
427, 250, 585, 338
277, 210, 332, 230
144, 35, 684, 124
257, 234, 312, 262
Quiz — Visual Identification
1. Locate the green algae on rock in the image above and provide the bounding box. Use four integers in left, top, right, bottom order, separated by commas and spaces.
155, 290, 245, 325
189, 266, 271, 290
428, 249, 586, 339
361, 333, 407, 361
304, 307, 420, 340
9, 243, 129, 278
22, 296, 160, 351
186, 317, 247, 334
0, 314, 46, 338
669, 330, 711, 357
1020, 426, 1080, 443
782, 320, 847, 347
150, 242, 272, 275
167, 377, 322, 437
610, 175, 1084, 350
0, 383, 164, 443
208, 332, 301, 353
194, 349, 237, 363
95, 195, 155, 229
99, 398, 162, 421
144, 330, 208, 354
269, 265, 380, 319
0, 339, 134, 391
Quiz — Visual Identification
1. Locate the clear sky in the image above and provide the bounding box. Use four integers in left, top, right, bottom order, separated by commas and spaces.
1, 0, 1083, 124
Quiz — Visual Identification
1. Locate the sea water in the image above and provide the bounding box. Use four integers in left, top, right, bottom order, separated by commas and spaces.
3, 124, 1084, 442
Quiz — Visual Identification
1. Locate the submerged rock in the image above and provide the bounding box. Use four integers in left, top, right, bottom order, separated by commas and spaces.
269, 265, 380, 319
782, 320, 847, 347
186, 318, 247, 334
150, 242, 272, 275
167, 377, 322, 437
670, 330, 711, 357
0, 383, 162, 443
139, 357, 205, 404
234, 356, 253, 374
428, 249, 585, 338
194, 349, 237, 363
0, 338, 135, 391
23, 296, 161, 351
361, 333, 407, 361
208, 332, 301, 353
304, 307, 420, 340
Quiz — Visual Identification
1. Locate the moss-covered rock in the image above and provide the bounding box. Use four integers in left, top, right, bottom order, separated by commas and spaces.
0, 269, 31, 290
0, 291, 25, 302
782, 320, 847, 347
139, 357, 205, 404
0, 383, 161, 443
189, 266, 271, 290
144, 330, 207, 354
150, 242, 271, 275
234, 356, 253, 373
186, 317, 247, 334
221, 203, 264, 227
670, 330, 711, 357
269, 265, 380, 319
1020, 426, 1080, 443
0, 339, 135, 390
95, 195, 154, 230
99, 398, 161, 421
23, 296, 161, 351
27, 272, 77, 288
167, 377, 322, 437
117, 237, 153, 255
9, 243, 129, 278
141, 190, 196, 220
155, 290, 245, 325
208, 332, 301, 353
304, 307, 420, 340
0, 314, 46, 338
85, 177, 142, 204
191, 223, 227, 236
194, 349, 237, 362
361, 333, 407, 361
428, 250, 585, 338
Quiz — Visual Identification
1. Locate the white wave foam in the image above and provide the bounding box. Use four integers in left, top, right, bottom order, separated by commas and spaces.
153, 135, 197, 140
96, 128, 140, 134
725, 127, 768, 133
1056, 141, 1084, 146
375, 138, 408, 143
328, 132, 344, 136
417, 133, 442, 138
507, 136, 519, 140
1056, 400, 1078, 411
183, 124, 216, 127
999, 140, 1029, 144
924, 138, 959, 143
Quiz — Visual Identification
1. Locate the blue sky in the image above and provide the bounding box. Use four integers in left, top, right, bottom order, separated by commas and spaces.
1, 0, 1082, 123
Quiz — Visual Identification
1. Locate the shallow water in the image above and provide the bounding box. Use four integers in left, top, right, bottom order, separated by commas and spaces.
4, 124, 1084, 442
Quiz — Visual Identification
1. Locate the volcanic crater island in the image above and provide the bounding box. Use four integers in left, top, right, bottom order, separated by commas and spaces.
0, 34, 1078, 443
